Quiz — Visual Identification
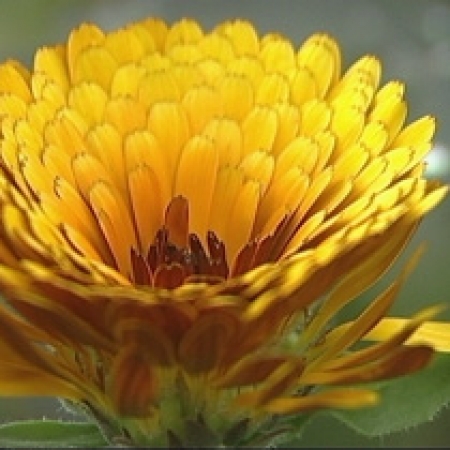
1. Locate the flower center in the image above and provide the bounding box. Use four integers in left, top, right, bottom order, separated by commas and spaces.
130, 196, 229, 288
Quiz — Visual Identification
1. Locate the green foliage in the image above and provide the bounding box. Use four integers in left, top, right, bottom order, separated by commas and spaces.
0, 420, 107, 448
330, 353, 450, 436
281, 354, 450, 447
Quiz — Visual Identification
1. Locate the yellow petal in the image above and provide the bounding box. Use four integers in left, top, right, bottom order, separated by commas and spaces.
0, 365, 83, 400
104, 28, 146, 64
218, 75, 254, 121
128, 164, 163, 253
264, 389, 378, 414
182, 86, 222, 134
88, 181, 137, 275
255, 72, 289, 105
0, 94, 27, 120
147, 102, 190, 179
105, 97, 147, 136
68, 82, 107, 126
34, 46, 69, 93
202, 118, 242, 167
124, 130, 171, 209
260, 36, 296, 74
175, 135, 219, 241
366, 318, 450, 353
67, 23, 105, 76
138, 70, 181, 107
130, 17, 168, 52
297, 34, 340, 98
302, 346, 433, 385
164, 18, 203, 51
216, 20, 259, 56
71, 46, 118, 90
0, 62, 31, 101
369, 81, 406, 142
110, 63, 146, 98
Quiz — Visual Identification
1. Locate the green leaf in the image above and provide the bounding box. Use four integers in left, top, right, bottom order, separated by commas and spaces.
0, 420, 108, 447
330, 353, 450, 436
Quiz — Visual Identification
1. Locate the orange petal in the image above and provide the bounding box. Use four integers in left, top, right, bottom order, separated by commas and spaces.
179, 311, 238, 373
110, 344, 159, 416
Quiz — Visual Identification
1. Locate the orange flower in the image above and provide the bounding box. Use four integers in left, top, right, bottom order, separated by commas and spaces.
0, 17, 447, 446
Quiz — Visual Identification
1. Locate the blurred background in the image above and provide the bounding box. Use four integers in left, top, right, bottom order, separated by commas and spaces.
0, 0, 449, 447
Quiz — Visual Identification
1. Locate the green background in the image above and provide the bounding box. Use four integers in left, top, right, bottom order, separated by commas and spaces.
0, 0, 449, 447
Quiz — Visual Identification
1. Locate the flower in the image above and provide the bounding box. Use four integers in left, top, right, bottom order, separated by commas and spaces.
0, 17, 447, 447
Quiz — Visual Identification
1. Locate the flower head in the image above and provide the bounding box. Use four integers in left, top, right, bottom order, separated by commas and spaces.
0, 17, 447, 446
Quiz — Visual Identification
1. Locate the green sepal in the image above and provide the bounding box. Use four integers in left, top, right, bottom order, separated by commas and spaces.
0, 419, 108, 448
329, 353, 450, 436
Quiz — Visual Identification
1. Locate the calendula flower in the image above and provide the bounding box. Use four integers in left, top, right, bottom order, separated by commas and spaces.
0, 17, 447, 447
